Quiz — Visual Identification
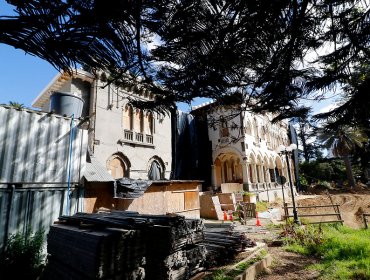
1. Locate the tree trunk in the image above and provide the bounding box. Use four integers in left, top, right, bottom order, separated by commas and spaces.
343, 155, 356, 188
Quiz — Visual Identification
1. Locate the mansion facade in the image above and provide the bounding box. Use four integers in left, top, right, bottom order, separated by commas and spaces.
32, 70, 172, 181
191, 103, 297, 200
33, 70, 297, 200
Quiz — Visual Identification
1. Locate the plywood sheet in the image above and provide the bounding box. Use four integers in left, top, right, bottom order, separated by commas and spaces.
212, 196, 224, 220
199, 194, 217, 219
167, 192, 185, 213
217, 193, 236, 211
184, 192, 199, 210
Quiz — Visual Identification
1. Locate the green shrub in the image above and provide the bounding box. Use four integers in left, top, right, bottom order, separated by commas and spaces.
0, 229, 46, 280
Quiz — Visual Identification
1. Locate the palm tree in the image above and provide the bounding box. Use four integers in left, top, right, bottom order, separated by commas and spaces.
318, 127, 368, 188
8, 101, 25, 109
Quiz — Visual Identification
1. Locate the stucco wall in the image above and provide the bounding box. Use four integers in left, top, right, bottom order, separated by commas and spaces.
92, 80, 172, 180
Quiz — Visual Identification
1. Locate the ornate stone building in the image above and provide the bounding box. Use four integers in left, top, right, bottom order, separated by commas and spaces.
32, 70, 172, 180
191, 102, 297, 200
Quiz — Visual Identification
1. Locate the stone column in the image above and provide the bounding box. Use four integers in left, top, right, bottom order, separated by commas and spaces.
242, 161, 250, 190
211, 164, 216, 188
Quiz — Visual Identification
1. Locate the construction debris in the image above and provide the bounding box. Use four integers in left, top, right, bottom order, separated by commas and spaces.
44, 212, 256, 279
201, 225, 256, 267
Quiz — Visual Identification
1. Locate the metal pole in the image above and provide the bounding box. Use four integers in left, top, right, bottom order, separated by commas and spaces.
281, 180, 286, 204
3, 185, 15, 250
66, 114, 75, 216
286, 152, 300, 225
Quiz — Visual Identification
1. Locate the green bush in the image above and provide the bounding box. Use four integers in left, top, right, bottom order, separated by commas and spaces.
299, 160, 347, 185
0, 229, 46, 280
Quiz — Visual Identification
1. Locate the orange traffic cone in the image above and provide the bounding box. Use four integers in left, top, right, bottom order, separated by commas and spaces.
256, 211, 261, 226
223, 211, 228, 221
229, 211, 233, 222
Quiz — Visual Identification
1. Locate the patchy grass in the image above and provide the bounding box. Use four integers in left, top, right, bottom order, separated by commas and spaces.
256, 201, 269, 212
283, 224, 370, 279
204, 250, 268, 280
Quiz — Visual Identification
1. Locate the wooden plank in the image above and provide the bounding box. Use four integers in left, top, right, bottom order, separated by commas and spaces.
200, 194, 217, 219
212, 196, 224, 220
175, 208, 201, 213
172, 190, 199, 193
284, 213, 340, 218
285, 204, 340, 209
308, 220, 344, 224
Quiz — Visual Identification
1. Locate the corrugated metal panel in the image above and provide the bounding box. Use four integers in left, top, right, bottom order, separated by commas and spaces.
0, 105, 87, 183
82, 157, 114, 182
0, 185, 82, 249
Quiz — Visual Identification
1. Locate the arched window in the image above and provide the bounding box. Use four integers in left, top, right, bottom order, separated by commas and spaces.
148, 157, 165, 180
107, 153, 131, 179
124, 105, 134, 131
147, 112, 154, 135
139, 110, 144, 133
253, 119, 259, 142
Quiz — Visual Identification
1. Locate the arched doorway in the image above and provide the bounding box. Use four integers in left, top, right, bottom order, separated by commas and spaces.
213, 152, 243, 187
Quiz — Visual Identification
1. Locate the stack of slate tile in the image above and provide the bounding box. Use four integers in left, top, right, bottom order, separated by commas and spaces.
44, 212, 207, 280
44, 223, 146, 280
201, 227, 256, 268
144, 217, 206, 280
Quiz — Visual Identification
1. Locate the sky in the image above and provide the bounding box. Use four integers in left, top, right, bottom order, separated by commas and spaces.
0, 2, 59, 107
0, 1, 337, 114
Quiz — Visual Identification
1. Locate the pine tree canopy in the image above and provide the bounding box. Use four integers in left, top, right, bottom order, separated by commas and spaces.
0, 0, 369, 124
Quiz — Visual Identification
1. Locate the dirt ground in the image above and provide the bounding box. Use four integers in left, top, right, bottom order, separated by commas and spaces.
256, 247, 320, 280
295, 190, 370, 229
255, 188, 370, 279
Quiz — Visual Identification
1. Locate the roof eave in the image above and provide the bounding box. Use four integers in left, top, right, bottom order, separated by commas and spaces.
32, 69, 95, 109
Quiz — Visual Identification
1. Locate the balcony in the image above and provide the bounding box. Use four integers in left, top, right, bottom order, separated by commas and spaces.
121, 130, 154, 147
124, 130, 133, 141
146, 134, 153, 144
135, 132, 144, 142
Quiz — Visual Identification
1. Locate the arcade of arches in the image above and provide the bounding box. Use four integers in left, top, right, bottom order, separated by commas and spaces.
212, 151, 295, 190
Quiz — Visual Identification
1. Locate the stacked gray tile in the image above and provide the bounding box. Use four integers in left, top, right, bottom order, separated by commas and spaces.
44, 224, 146, 279
44, 212, 207, 280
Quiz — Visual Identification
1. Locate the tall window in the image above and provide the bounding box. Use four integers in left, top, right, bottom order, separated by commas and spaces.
139, 110, 144, 133
128, 105, 134, 130
220, 117, 229, 137
253, 119, 259, 142
147, 112, 154, 135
